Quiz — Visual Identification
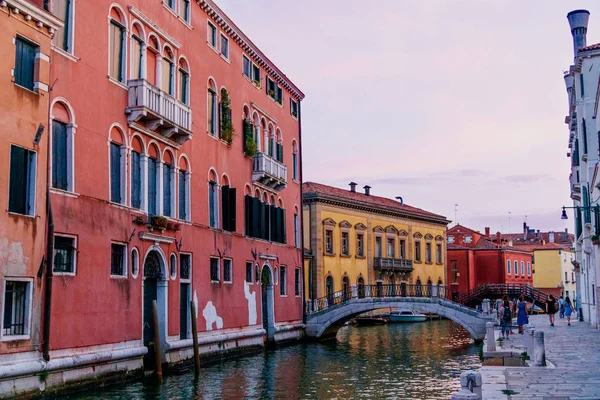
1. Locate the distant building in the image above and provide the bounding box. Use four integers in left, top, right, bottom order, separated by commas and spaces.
446, 225, 533, 301
303, 182, 449, 302
564, 9, 600, 327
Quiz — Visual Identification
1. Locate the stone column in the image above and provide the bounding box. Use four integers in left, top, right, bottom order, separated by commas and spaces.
533, 330, 546, 366
352, 284, 358, 299
485, 322, 496, 352
450, 370, 482, 400
482, 299, 490, 314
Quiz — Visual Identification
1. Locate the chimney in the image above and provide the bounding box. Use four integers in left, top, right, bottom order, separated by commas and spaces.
363, 185, 371, 196
349, 182, 357, 193
523, 222, 528, 240
567, 10, 590, 58
549, 231, 555, 243
536, 230, 541, 241
496, 232, 502, 247
485, 227, 490, 237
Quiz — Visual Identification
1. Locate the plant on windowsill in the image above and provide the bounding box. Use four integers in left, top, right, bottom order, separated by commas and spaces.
268, 89, 275, 98
245, 136, 258, 157
132, 215, 146, 225
167, 222, 181, 231
591, 235, 599, 245
253, 79, 261, 87
150, 215, 168, 230
220, 88, 236, 146
292, 110, 298, 118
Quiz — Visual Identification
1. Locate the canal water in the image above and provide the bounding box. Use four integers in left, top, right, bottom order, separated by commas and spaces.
66, 319, 480, 399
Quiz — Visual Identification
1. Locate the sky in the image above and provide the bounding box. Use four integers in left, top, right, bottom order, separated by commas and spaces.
215, 0, 600, 235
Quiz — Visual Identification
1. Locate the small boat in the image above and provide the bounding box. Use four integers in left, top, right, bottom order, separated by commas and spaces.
388, 309, 427, 323
353, 316, 388, 325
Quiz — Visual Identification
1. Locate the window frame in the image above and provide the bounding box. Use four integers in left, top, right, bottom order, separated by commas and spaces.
514, 260, 518, 276
279, 266, 287, 296
507, 260, 511, 275
109, 140, 126, 205
178, 169, 191, 221
527, 262, 531, 277
521, 261, 525, 276
179, 0, 191, 24
356, 232, 365, 258
170, 253, 177, 280
8, 144, 37, 217
207, 21, 217, 48
130, 149, 143, 210
220, 33, 229, 59
386, 237, 395, 258
245, 261, 254, 284
341, 230, 350, 256
290, 98, 298, 119
223, 258, 232, 284
131, 247, 140, 278
110, 242, 127, 278
14, 36, 38, 92
436, 243, 442, 264
1, 278, 33, 341
51, 119, 74, 193
208, 180, 219, 228
210, 257, 220, 283
242, 54, 251, 79
51, 0, 75, 55
294, 268, 301, 297
252, 63, 261, 87
293, 213, 300, 248
414, 240, 421, 262
180, 253, 192, 282
53, 234, 77, 275
108, 18, 126, 83
162, 161, 174, 218
375, 235, 383, 258
425, 242, 432, 263
324, 228, 334, 255
207, 87, 217, 135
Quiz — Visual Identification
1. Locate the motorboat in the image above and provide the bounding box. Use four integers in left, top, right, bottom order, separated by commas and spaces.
353, 316, 389, 325
388, 309, 427, 323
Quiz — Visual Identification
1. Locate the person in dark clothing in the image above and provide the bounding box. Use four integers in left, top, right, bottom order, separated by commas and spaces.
547, 295, 557, 326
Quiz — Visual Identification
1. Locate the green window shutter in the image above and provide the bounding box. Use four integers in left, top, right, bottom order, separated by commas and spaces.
15, 37, 36, 90
9, 146, 27, 214
221, 185, 230, 231
178, 170, 186, 220
251, 197, 260, 238
259, 201, 266, 239
242, 120, 248, 153
270, 205, 277, 242
131, 151, 141, 209
148, 158, 157, 215
52, 120, 68, 190
244, 195, 251, 236
218, 102, 223, 139
110, 143, 121, 203
163, 164, 172, 217
229, 188, 237, 233
583, 119, 588, 154
280, 208, 287, 244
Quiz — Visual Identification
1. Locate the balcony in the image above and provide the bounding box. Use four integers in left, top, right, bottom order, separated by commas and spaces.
252, 152, 287, 191
126, 79, 192, 144
373, 257, 413, 272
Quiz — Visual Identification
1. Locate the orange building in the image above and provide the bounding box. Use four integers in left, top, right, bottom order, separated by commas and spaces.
0, 0, 61, 384
1, 0, 304, 397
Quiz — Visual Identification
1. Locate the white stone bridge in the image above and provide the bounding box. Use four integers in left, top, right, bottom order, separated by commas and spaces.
305, 284, 495, 341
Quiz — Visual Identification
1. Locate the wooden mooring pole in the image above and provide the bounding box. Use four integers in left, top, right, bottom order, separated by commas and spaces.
191, 300, 200, 375
152, 300, 163, 382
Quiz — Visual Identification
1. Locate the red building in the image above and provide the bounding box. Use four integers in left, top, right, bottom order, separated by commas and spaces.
1, 0, 304, 396
447, 225, 533, 301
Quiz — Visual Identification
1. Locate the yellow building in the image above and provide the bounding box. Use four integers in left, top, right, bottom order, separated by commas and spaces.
303, 182, 450, 300
525, 243, 576, 298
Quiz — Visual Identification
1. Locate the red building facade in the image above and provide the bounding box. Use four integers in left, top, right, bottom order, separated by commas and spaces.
447, 225, 533, 300
1, 0, 304, 396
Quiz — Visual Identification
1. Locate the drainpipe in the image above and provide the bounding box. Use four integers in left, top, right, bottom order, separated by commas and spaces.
298, 99, 306, 324
42, 187, 54, 362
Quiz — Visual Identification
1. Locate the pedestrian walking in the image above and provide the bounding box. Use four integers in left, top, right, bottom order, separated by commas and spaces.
500, 300, 512, 339
547, 295, 557, 326
509, 297, 516, 334
517, 295, 528, 333
496, 298, 504, 325
558, 296, 565, 319
565, 296, 574, 326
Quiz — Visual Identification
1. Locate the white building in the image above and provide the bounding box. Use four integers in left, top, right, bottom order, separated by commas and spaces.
564, 9, 600, 327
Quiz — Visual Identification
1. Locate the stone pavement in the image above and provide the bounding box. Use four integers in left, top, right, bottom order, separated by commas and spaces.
481, 314, 600, 400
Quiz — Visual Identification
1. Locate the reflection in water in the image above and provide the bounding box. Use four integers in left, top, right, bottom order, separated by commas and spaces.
65, 320, 480, 400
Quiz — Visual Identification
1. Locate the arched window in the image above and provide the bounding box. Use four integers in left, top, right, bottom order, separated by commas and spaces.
178, 156, 190, 221
266, 124, 275, 158
179, 0, 191, 23
163, 150, 174, 217
108, 7, 126, 83
342, 276, 350, 300
178, 58, 190, 105
208, 169, 218, 228
252, 113, 261, 152
147, 143, 160, 215
131, 248, 139, 278
50, 100, 75, 192
130, 135, 144, 209
162, 46, 175, 96
357, 276, 365, 298
130, 22, 145, 80
292, 140, 299, 181
146, 35, 159, 86
52, 0, 74, 53
109, 125, 126, 204
207, 79, 217, 136
170, 254, 177, 279
326, 276, 334, 302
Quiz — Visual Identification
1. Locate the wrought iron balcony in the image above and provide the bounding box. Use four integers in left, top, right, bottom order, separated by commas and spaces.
373, 257, 413, 272
252, 152, 287, 191
126, 79, 192, 144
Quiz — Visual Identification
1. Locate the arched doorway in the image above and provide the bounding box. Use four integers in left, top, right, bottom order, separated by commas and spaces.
389, 274, 396, 296
415, 278, 422, 297
142, 249, 166, 370
342, 276, 350, 300
261, 264, 275, 341
326, 276, 334, 304
427, 279, 433, 297
357, 277, 365, 298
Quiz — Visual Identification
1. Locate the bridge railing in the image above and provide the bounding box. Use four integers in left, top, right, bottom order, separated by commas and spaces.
457, 283, 550, 306
306, 283, 448, 315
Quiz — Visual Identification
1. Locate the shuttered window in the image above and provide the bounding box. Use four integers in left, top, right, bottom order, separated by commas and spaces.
110, 243, 126, 276
243, 55, 251, 78
179, 68, 189, 104
52, 0, 71, 52
131, 151, 141, 209
15, 37, 37, 91
163, 163, 172, 217
208, 89, 217, 135
162, 57, 174, 95
583, 118, 588, 154
179, 0, 190, 23
178, 170, 188, 220
52, 120, 68, 190
280, 266, 286, 295
148, 158, 157, 215
295, 269, 300, 296
109, 20, 125, 82
110, 142, 122, 203
292, 152, 298, 180
221, 186, 236, 232
9, 145, 36, 216
209, 181, 218, 228
131, 36, 143, 79
220, 34, 229, 59
243, 195, 285, 243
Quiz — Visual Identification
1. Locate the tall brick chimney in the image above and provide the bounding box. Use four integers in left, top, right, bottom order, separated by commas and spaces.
485, 227, 490, 237
496, 232, 502, 247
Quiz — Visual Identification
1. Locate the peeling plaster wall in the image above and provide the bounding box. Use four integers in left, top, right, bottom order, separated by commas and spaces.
244, 282, 257, 325
202, 301, 223, 331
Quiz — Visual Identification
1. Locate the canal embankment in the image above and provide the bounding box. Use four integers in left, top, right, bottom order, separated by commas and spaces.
479, 314, 600, 399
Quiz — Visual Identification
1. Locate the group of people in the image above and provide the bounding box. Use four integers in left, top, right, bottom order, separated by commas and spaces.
496, 295, 529, 339
546, 295, 575, 326
494, 294, 576, 340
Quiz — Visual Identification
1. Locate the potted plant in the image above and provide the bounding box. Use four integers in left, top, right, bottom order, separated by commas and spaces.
132, 215, 146, 225
150, 215, 168, 230
253, 79, 261, 87
245, 136, 258, 157
592, 235, 599, 245
268, 89, 275, 97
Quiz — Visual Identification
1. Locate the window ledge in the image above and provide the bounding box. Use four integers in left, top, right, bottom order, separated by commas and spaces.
207, 42, 219, 54
280, 295, 287, 297
110, 275, 128, 280
108, 76, 128, 91
340, 254, 351, 258
50, 188, 79, 198
414, 261, 422, 264
207, 132, 218, 140
355, 255, 366, 259
1, 335, 31, 342
292, 179, 300, 185
223, 281, 233, 285
162, 2, 179, 18
14, 82, 38, 95
53, 271, 76, 277
324, 253, 336, 257
220, 54, 231, 64
210, 280, 221, 284
108, 201, 131, 211
425, 261, 433, 265
450, 282, 459, 286
51, 45, 79, 62
178, 17, 193, 30
7, 211, 35, 219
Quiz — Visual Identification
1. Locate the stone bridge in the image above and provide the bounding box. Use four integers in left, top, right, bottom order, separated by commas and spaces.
305, 284, 495, 341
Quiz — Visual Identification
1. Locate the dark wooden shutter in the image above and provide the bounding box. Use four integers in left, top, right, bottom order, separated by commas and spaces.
52, 120, 68, 190
280, 208, 286, 244
269, 205, 277, 242
9, 146, 27, 214
15, 38, 36, 90
277, 87, 283, 104
242, 120, 248, 152
244, 195, 250, 235
259, 201, 266, 239
178, 171, 186, 220
251, 197, 260, 238
221, 185, 230, 231
229, 188, 236, 233
148, 158, 157, 215
218, 102, 223, 139
163, 164, 171, 216
131, 151, 141, 209
110, 143, 121, 203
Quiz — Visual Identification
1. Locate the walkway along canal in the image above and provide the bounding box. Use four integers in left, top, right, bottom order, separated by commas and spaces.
66, 319, 481, 399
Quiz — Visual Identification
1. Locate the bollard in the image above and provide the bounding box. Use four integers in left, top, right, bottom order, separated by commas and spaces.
485, 322, 496, 352
352, 284, 358, 298
482, 299, 490, 315
524, 326, 534, 360
533, 330, 546, 366
450, 389, 480, 400
190, 300, 200, 376
450, 371, 482, 400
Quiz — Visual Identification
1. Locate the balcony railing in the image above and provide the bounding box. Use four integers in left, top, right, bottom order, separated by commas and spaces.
373, 257, 413, 272
126, 79, 192, 144
252, 152, 287, 191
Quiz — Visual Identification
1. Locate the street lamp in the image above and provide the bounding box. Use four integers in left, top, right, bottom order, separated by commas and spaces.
561, 206, 568, 220
560, 205, 600, 219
